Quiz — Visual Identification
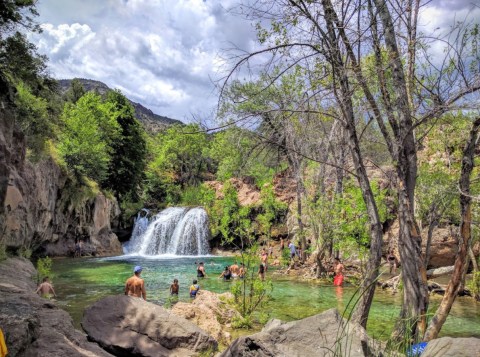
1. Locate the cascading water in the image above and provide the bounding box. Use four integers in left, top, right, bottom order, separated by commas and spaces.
123, 207, 210, 256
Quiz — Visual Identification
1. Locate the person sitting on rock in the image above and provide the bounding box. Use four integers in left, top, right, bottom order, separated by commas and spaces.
125, 266, 146, 300
170, 278, 179, 296
220, 266, 232, 281
190, 279, 200, 298
36, 276, 57, 299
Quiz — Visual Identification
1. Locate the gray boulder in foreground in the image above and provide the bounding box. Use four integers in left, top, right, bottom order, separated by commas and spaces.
82, 295, 218, 357
220, 308, 385, 357
422, 337, 480, 357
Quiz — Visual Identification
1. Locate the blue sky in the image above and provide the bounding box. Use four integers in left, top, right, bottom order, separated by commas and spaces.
34, 0, 479, 122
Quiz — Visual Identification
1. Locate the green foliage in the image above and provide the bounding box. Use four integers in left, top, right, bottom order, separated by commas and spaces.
0, 32, 49, 90
36, 256, 53, 284
145, 124, 209, 205
13, 81, 58, 154
18, 247, 32, 259
230, 245, 273, 326
0, 0, 40, 33
208, 127, 280, 184
208, 181, 254, 246
256, 183, 288, 240
64, 78, 86, 103
467, 271, 480, 300
180, 184, 216, 207
281, 247, 291, 266
58, 92, 120, 182
103, 90, 147, 199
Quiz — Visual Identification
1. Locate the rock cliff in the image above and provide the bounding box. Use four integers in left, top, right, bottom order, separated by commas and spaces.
0, 86, 122, 257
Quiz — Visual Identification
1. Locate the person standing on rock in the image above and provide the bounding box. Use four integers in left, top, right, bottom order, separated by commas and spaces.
125, 266, 146, 300
333, 258, 345, 287
36, 276, 57, 299
387, 250, 398, 275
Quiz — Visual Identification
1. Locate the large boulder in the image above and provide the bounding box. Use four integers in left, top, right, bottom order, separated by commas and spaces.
170, 290, 240, 344
0, 258, 112, 357
422, 337, 480, 357
220, 308, 385, 357
82, 295, 218, 356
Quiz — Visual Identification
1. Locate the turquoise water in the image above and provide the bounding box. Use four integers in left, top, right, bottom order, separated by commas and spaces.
51, 256, 480, 340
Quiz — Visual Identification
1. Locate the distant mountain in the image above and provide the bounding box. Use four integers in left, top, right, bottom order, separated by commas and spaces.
57, 78, 183, 133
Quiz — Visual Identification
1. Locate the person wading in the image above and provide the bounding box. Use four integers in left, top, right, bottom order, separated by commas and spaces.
125, 265, 146, 300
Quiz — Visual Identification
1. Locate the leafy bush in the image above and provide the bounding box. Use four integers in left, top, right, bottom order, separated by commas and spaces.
180, 184, 216, 207
36, 256, 53, 284
58, 92, 120, 182
467, 271, 480, 301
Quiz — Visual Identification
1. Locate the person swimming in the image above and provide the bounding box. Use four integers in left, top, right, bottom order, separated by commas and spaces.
220, 266, 232, 281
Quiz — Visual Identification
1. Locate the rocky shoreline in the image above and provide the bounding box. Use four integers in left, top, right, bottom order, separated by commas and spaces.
1, 257, 479, 357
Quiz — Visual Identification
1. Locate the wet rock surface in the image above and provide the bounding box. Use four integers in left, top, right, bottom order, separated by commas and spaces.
82, 295, 218, 357
0, 257, 112, 357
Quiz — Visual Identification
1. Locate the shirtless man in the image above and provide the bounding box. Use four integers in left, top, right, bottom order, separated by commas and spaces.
333, 258, 345, 286
230, 261, 239, 277
261, 248, 268, 271
125, 266, 146, 300
36, 277, 56, 298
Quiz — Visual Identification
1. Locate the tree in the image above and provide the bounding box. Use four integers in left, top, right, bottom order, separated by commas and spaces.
64, 78, 86, 104
423, 117, 480, 340
103, 90, 147, 199
58, 92, 120, 182
145, 124, 209, 204
222, 0, 480, 342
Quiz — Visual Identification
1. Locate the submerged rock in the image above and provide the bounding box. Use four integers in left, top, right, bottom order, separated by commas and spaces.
0, 258, 112, 357
82, 295, 218, 356
171, 290, 240, 344
422, 337, 480, 357
220, 308, 385, 357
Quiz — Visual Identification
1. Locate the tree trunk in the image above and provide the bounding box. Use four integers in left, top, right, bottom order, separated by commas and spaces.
423, 117, 480, 341
321, 0, 384, 328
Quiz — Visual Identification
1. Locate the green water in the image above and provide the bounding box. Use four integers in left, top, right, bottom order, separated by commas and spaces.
51, 256, 480, 340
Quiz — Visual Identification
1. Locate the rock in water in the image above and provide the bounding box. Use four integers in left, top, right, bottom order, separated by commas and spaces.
171, 290, 240, 344
421, 337, 480, 357
220, 308, 384, 357
82, 295, 218, 356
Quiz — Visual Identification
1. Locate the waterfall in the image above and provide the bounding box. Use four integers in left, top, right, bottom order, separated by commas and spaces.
123, 207, 210, 256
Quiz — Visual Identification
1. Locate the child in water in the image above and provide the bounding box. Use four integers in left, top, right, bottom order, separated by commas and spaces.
170, 278, 179, 296
190, 279, 200, 298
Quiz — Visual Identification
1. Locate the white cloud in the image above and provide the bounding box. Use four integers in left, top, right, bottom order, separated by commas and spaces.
33, 0, 258, 121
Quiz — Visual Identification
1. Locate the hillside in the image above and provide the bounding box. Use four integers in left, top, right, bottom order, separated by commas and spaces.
57, 78, 183, 133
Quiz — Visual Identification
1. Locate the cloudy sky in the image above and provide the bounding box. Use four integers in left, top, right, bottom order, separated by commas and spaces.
34, 0, 479, 123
